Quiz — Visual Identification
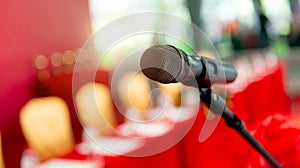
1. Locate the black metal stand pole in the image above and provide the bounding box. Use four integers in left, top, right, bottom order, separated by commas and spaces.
199, 88, 282, 168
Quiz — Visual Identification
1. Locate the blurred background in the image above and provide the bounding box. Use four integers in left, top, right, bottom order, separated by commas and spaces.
88, 0, 300, 96
1, 0, 300, 167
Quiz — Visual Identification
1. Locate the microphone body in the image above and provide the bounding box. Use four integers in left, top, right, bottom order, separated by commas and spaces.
140, 45, 237, 88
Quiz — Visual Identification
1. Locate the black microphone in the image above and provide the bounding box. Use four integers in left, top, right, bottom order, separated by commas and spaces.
140, 45, 283, 168
140, 45, 237, 88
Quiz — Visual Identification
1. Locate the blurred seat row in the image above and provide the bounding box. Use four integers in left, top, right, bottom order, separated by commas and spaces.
19, 48, 185, 167
17, 48, 291, 167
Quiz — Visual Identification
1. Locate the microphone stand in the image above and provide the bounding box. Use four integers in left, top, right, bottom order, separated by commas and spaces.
199, 88, 282, 168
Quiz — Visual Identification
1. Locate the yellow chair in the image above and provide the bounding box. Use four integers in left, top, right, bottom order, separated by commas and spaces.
118, 72, 152, 113
20, 97, 74, 161
0, 133, 4, 168
158, 83, 182, 107
76, 83, 117, 136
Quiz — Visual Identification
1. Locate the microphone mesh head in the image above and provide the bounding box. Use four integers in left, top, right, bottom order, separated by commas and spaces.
140, 45, 188, 83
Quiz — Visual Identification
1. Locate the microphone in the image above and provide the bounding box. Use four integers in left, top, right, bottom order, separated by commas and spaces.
140, 45, 283, 168
140, 45, 237, 88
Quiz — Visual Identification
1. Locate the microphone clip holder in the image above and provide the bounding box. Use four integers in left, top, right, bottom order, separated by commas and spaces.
199, 88, 282, 168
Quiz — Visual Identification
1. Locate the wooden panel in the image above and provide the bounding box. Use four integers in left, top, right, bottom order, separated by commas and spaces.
0, 133, 4, 168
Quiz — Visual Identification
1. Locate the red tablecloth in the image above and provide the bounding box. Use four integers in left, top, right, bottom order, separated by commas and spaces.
24, 108, 197, 168
60, 145, 181, 168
